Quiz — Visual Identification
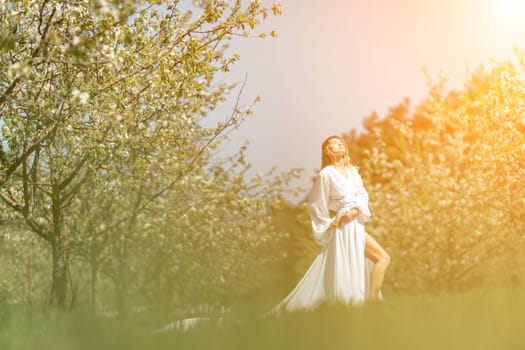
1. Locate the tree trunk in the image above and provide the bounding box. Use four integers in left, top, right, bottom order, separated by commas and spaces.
115, 193, 142, 318
49, 180, 69, 307
27, 252, 32, 305
115, 250, 128, 318
50, 238, 68, 307
90, 251, 98, 313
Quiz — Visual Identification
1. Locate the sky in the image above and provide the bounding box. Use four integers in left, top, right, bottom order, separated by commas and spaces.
210, 0, 525, 199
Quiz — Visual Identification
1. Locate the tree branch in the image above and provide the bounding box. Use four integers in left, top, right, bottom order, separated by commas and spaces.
26, 216, 50, 242
0, 6, 56, 106
60, 170, 91, 208
0, 114, 62, 187
57, 154, 89, 192
0, 190, 23, 212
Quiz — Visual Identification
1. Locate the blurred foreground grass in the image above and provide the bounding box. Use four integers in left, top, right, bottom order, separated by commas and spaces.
1, 285, 524, 350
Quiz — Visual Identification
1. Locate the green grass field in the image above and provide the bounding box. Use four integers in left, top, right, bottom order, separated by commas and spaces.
1, 286, 524, 350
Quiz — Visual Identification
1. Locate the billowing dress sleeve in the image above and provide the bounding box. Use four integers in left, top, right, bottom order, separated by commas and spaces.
349, 168, 371, 224
307, 171, 335, 246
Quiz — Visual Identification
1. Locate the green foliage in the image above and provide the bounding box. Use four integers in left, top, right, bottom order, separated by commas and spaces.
0, 0, 290, 313
342, 51, 525, 292
1, 286, 525, 349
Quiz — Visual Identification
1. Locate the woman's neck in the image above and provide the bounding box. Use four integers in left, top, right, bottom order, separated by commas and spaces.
332, 158, 346, 169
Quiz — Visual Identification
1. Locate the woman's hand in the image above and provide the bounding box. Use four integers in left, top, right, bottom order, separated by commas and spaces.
329, 218, 340, 229
329, 208, 359, 229
339, 208, 359, 226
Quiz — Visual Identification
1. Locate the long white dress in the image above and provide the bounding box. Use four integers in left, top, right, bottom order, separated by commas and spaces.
274, 165, 378, 312
159, 166, 376, 331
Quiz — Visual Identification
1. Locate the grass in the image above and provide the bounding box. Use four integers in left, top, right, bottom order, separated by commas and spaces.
1, 285, 524, 350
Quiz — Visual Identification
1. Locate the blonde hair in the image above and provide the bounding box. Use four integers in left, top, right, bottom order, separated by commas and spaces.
321, 135, 353, 169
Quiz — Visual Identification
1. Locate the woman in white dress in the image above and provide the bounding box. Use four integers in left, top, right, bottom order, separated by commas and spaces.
162, 136, 390, 330
275, 135, 390, 312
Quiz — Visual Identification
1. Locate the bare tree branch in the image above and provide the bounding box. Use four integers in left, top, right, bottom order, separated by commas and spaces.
57, 154, 89, 192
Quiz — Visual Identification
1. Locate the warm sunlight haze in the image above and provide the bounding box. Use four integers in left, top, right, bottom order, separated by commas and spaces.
500, 0, 525, 24
216, 0, 525, 196
2, 1, 525, 349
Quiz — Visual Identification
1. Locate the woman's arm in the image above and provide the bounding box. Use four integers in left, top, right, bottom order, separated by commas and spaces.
350, 168, 371, 223
336, 207, 360, 227
307, 171, 336, 246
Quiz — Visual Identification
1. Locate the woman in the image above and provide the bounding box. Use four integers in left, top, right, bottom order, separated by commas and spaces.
275, 135, 390, 312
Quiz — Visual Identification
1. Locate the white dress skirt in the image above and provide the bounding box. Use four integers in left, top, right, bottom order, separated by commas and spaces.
273, 165, 380, 312
159, 166, 378, 331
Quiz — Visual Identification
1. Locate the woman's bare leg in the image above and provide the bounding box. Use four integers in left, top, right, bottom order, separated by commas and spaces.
364, 233, 390, 300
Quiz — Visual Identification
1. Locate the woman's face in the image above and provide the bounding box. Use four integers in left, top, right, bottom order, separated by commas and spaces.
326, 137, 347, 158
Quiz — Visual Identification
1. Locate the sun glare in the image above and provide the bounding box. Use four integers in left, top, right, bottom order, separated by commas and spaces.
485, 0, 525, 39
500, 0, 525, 23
